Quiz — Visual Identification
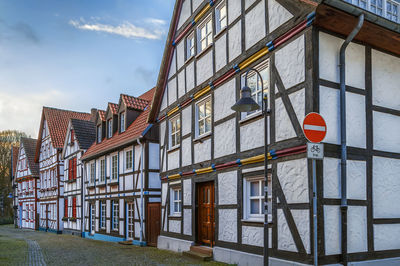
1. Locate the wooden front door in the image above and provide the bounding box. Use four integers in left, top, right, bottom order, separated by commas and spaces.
197, 181, 215, 246
146, 202, 161, 246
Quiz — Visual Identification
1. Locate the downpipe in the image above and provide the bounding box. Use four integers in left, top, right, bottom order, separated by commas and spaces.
137, 138, 145, 244
339, 13, 364, 266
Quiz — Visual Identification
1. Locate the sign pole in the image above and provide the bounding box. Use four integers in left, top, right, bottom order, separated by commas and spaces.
312, 158, 317, 266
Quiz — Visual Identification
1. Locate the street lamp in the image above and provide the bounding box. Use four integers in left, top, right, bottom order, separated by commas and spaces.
231, 68, 269, 266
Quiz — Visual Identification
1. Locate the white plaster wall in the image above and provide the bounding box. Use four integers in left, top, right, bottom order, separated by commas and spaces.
149, 143, 159, 170
160, 91, 168, 112
169, 220, 181, 233
228, 20, 242, 62
277, 209, 296, 252
196, 50, 213, 85
245, 0, 257, 9
289, 88, 305, 127
348, 206, 368, 253
183, 178, 191, 205
218, 209, 237, 243
372, 49, 400, 111
268, 0, 293, 32
167, 150, 180, 171
181, 137, 192, 167
245, 0, 266, 50
194, 138, 211, 163
162, 183, 168, 206
214, 119, 236, 159
148, 172, 161, 189
214, 78, 236, 122
373, 156, 400, 218
168, 78, 177, 106
319, 32, 365, 89
242, 226, 263, 247
275, 96, 296, 142
240, 118, 265, 152
218, 170, 237, 205
374, 224, 400, 251
320, 86, 366, 148
228, 0, 241, 24
160, 121, 166, 147
182, 106, 191, 136
178, 70, 186, 99
135, 222, 140, 238
177, 40, 185, 70
162, 148, 167, 172
192, 0, 202, 11
183, 209, 192, 235
276, 35, 305, 89
373, 111, 400, 154
215, 33, 227, 72
177, 0, 191, 30
324, 205, 341, 255
277, 158, 308, 203
323, 158, 366, 200
186, 61, 195, 91
168, 51, 176, 79
134, 145, 143, 170
292, 210, 310, 254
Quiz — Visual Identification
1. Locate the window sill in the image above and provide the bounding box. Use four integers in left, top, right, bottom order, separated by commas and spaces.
195, 44, 213, 60
184, 55, 195, 65
214, 26, 227, 39
239, 111, 263, 124
168, 214, 182, 220
193, 132, 212, 143
97, 182, 106, 187
108, 180, 119, 186
167, 145, 180, 153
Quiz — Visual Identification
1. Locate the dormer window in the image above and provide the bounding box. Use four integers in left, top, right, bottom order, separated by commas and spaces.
120, 112, 126, 132
107, 119, 113, 138
97, 125, 102, 143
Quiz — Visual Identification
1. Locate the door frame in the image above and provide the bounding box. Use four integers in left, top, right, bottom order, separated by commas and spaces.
195, 181, 215, 246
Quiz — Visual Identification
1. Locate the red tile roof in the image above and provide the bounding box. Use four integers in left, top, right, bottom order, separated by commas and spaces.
108, 103, 119, 115
121, 94, 149, 111
35, 107, 91, 162
98, 110, 106, 121
82, 88, 155, 160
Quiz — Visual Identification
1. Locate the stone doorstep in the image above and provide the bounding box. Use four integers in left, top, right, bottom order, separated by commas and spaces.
182, 250, 213, 261
190, 245, 213, 257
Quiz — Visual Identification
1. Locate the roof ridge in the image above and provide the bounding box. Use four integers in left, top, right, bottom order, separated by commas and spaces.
43, 106, 90, 115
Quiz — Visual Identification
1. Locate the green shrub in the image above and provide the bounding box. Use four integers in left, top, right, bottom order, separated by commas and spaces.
0, 216, 13, 225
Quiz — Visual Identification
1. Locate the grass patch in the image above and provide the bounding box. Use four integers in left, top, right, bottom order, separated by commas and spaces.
0, 234, 27, 265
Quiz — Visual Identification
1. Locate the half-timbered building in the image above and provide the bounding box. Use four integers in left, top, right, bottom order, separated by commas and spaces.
14, 138, 40, 230
81, 88, 161, 246
148, 0, 400, 265
35, 107, 92, 233
62, 118, 96, 236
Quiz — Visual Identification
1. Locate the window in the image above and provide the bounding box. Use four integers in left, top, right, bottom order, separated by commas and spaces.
64, 198, 68, 217
125, 150, 133, 170
195, 97, 212, 137
169, 115, 181, 148
387, 0, 399, 22
215, 1, 227, 34
171, 188, 182, 215
345, 0, 399, 23
90, 163, 96, 184
70, 129, 75, 144
97, 125, 102, 143
107, 119, 113, 138
197, 16, 213, 53
68, 157, 77, 180
100, 201, 106, 229
370, 0, 383, 15
120, 112, 126, 132
243, 176, 272, 221
186, 32, 195, 59
72, 197, 77, 218
112, 200, 119, 230
240, 59, 270, 118
111, 155, 118, 180
100, 159, 105, 183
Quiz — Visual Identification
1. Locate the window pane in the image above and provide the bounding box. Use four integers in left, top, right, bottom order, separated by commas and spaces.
206, 20, 212, 33
207, 34, 212, 45
199, 120, 205, 135
250, 181, 259, 196
250, 199, 260, 214
205, 117, 211, 133
201, 26, 206, 38
221, 18, 227, 29
205, 100, 211, 116
199, 104, 205, 118
221, 6, 226, 18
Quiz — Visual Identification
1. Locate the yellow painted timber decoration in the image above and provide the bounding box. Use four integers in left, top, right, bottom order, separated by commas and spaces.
239, 47, 270, 70
167, 106, 179, 117
168, 173, 181, 180
194, 4, 211, 23
195, 167, 213, 174
193, 85, 211, 99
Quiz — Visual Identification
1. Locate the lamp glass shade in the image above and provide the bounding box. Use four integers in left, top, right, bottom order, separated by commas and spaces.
231, 86, 260, 112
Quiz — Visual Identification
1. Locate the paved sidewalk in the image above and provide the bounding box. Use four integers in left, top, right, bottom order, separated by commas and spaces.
27, 240, 46, 266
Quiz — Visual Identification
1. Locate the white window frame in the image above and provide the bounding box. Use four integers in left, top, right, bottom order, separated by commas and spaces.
125, 150, 133, 171
215, 1, 227, 34
170, 187, 182, 216
100, 159, 105, 183
169, 115, 181, 149
195, 96, 212, 138
111, 155, 118, 181
197, 15, 213, 53
100, 201, 106, 229
112, 200, 119, 230
243, 175, 272, 222
90, 162, 96, 184
120, 112, 126, 132
186, 32, 195, 59
240, 59, 270, 119
107, 119, 112, 138
345, 0, 399, 23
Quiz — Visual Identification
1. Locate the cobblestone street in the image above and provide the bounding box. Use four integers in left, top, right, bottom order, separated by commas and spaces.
0, 225, 226, 266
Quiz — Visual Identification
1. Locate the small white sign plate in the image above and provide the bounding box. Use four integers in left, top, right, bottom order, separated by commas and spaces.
307, 142, 324, 160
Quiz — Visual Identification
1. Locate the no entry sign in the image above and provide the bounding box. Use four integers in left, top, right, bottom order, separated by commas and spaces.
302, 112, 327, 143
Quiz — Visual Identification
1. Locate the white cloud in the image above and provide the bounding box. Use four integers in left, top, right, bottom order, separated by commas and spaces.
69, 18, 166, 40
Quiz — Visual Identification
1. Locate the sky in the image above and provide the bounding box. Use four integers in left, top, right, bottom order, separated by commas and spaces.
0, 0, 175, 138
